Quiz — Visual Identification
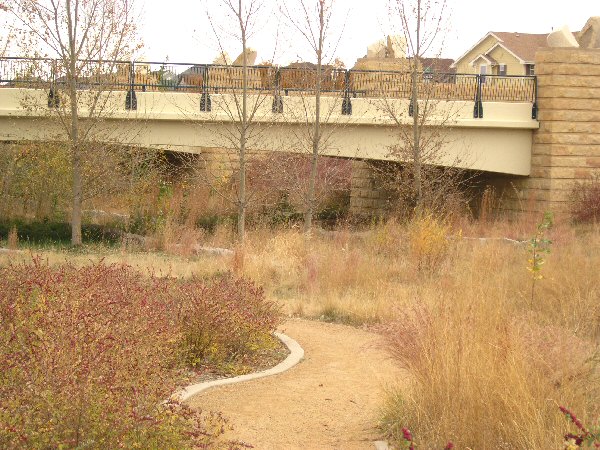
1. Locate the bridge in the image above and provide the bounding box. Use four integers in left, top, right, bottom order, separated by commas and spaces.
0, 57, 538, 177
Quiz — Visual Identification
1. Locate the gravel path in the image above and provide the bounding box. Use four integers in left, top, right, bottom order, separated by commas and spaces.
187, 318, 404, 449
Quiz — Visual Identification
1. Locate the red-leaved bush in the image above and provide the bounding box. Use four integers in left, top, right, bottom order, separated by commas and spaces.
0, 257, 280, 449
559, 405, 600, 449
571, 173, 600, 223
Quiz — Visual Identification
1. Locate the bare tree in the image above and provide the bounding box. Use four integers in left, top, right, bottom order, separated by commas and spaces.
0, 2, 12, 56
7, 0, 139, 245
280, 0, 346, 232
200, 0, 277, 243
375, 0, 472, 216
247, 150, 352, 224
404, 0, 447, 205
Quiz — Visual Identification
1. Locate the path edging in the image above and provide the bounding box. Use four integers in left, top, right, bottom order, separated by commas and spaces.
175, 332, 304, 402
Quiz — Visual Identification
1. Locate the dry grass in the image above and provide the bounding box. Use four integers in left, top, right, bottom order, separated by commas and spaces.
1, 215, 598, 447
7, 225, 18, 250
379, 219, 600, 449
240, 225, 414, 324
0, 247, 227, 279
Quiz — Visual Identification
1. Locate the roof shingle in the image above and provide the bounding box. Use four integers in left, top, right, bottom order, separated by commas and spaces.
491, 32, 549, 62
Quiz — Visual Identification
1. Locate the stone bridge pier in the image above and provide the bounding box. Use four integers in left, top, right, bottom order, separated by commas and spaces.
491, 48, 600, 216
349, 47, 600, 218
349, 160, 391, 217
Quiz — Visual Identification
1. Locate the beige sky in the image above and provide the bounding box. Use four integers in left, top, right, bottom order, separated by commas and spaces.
140, 0, 597, 66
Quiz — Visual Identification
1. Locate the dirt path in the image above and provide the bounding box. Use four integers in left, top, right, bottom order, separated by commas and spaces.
187, 319, 404, 450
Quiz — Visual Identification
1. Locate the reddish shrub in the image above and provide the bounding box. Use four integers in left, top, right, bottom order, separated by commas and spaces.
0, 258, 280, 448
571, 173, 600, 223
247, 153, 352, 215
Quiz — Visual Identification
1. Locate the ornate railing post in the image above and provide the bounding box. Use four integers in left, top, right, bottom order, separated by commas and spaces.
200, 64, 211, 112
341, 69, 352, 115
473, 74, 483, 118
272, 67, 283, 113
531, 76, 538, 119
125, 61, 137, 110
48, 59, 60, 108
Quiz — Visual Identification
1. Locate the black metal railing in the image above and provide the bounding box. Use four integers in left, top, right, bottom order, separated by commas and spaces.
0, 56, 538, 118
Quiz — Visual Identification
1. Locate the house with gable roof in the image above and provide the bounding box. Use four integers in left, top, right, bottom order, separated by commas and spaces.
451, 32, 549, 76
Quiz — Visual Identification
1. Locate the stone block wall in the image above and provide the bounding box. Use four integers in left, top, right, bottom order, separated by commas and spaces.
501, 48, 600, 214
349, 160, 391, 217
196, 147, 239, 182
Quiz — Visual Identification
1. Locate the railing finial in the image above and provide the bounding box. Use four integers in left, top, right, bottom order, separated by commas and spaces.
272, 67, 283, 113
200, 64, 211, 112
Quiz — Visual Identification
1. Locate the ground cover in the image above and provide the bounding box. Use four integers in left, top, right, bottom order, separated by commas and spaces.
1, 214, 599, 448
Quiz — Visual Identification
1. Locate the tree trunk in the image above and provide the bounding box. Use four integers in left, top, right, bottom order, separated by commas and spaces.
237, 0, 247, 244
411, 63, 421, 207
412, 0, 423, 210
304, 2, 325, 233
67, 0, 82, 246
0, 154, 16, 217
71, 136, 82, 246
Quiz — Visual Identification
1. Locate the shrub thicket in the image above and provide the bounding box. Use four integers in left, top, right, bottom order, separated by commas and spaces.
0, 220, 121, 245
0, 258, 281, 449
179, 275, 283, 373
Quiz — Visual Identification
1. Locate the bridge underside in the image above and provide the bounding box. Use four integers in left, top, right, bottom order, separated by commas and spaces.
0, 88, 537, 176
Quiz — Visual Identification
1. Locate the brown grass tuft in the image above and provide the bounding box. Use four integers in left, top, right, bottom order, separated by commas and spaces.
380, 230, 599, 449
7, 225, 18, 250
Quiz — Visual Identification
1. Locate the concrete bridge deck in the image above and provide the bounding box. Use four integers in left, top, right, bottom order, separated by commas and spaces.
0, 58, 539, 176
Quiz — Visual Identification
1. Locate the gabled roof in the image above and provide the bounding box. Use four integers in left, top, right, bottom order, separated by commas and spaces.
407, 57, 456, 73
421, 57, 455, 73
491, 32, 549, 63
469, 53, 497, 66
451, 31, 549, 68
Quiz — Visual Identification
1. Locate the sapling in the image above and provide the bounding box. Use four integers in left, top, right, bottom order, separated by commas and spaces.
527, 211, 553, 304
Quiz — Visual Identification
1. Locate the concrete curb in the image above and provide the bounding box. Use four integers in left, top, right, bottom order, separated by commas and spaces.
175, 332, 304, 403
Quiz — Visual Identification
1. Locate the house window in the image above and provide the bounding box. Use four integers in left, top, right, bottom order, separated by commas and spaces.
499, 64, 507, 76
423, 67, 433, 83
480, 64, 487, 83
525, 64, 535, 76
